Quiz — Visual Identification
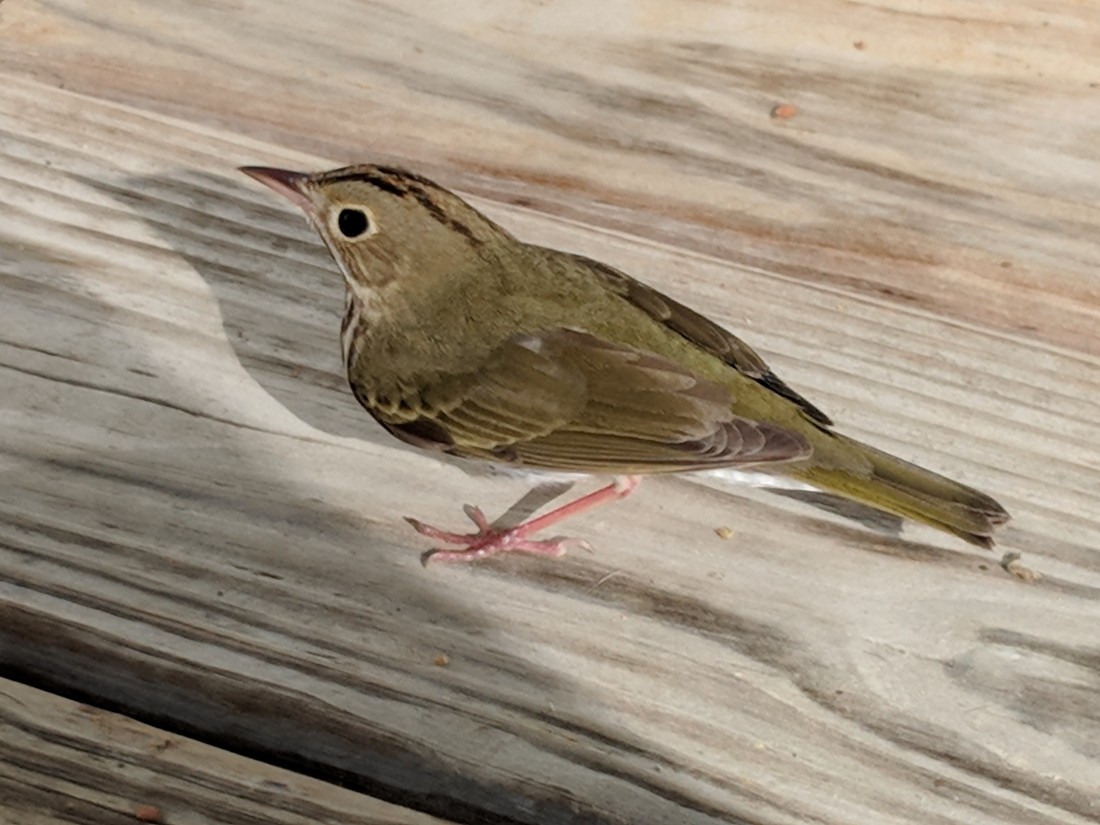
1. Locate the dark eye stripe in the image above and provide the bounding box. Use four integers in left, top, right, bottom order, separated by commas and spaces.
319, 167, 408, 196
359, 174, 405, 196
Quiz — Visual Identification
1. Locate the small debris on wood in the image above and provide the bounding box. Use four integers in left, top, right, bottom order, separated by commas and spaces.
433, 653, 450, 667
770, 103, 798, 120
1000, 552, 1040, 582
714, 526, 734, 540
134, 805, 162, 823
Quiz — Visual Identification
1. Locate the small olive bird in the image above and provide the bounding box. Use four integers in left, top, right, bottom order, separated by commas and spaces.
241, 165, 1009, 563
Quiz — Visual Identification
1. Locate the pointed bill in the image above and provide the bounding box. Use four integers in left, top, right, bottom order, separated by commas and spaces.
239, 166, 315, 214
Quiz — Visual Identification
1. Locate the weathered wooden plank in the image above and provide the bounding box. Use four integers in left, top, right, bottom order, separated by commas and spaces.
1, 2, 1099, 824
0, 677, 458, 825
2, 0, 1099, 356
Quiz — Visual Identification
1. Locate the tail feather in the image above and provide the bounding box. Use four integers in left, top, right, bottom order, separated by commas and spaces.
791, 435, 1010, 548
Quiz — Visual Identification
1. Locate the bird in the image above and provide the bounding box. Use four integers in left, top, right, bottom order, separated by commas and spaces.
240, 164, 1009, 563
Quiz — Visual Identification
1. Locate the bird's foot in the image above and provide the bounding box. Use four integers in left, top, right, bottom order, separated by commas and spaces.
405, 476, 640, 565
406, 505, 587, 565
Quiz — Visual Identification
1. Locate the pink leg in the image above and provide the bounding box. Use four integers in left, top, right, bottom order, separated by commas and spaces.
406, 476, 641, 565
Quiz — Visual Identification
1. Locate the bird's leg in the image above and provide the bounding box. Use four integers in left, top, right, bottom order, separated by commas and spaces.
406, 475, 642, 565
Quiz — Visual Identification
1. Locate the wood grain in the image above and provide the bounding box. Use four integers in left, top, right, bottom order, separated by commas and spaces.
0, 677, 457, 825
1, 2, 1099, 824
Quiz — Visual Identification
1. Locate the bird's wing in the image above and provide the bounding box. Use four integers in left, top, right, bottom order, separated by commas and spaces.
579, 255, 833, 427
374, 328, 810, 474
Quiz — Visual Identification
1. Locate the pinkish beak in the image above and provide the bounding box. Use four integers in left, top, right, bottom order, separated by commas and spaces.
239, 166, 315, 214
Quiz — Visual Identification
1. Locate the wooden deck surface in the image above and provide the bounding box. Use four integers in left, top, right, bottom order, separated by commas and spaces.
0, 678, 456, 825
2, 2, 1099, 823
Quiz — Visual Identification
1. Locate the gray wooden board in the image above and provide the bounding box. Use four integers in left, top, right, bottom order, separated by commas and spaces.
1, 2, 1099, 824
0, 677, 457, 825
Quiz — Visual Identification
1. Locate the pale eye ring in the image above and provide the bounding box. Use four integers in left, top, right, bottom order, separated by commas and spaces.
331, 206, 376, 240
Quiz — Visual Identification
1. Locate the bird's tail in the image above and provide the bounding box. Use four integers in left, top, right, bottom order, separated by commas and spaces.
789, 434, 1010, 548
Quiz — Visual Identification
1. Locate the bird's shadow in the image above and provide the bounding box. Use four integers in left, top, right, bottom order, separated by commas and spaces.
105, 167, 375, 438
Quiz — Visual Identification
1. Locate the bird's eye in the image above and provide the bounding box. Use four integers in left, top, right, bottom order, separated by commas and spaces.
336, 207, 371, 239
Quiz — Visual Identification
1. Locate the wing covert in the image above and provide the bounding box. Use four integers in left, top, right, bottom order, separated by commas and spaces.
370, 328, 811, 474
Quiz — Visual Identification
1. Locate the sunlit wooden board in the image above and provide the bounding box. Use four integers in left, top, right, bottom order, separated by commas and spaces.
1, 2, 1099, 824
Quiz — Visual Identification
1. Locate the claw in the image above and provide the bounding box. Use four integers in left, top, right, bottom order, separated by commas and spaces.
461, 504, 492, 532
404, 516, 475, 544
